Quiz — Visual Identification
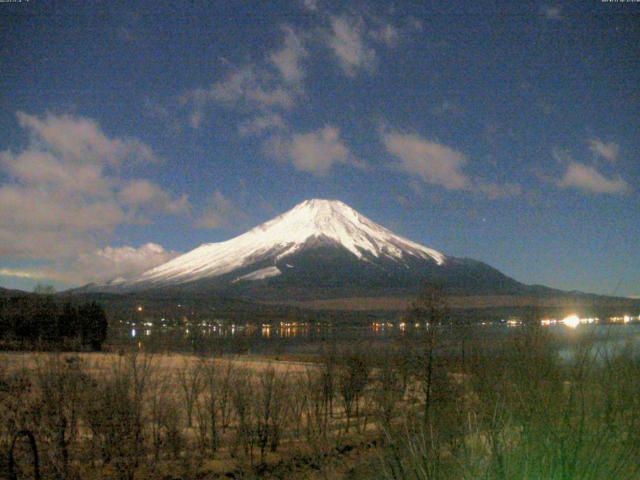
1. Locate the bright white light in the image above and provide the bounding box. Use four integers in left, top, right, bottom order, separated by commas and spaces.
562, 314, 580, 329
131, 328, 137, 338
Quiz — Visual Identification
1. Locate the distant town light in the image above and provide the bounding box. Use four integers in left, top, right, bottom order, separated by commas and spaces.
562, 314, 580, 328
136, 306, 143, 312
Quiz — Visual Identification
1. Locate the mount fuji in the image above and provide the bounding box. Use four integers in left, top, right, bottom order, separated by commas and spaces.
88, 199, 529, 300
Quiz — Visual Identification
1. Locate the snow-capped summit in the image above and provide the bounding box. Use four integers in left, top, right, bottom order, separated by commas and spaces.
128, 199, 445, 287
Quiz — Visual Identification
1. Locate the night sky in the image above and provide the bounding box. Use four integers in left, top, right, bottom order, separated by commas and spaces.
0, 0, 638, 296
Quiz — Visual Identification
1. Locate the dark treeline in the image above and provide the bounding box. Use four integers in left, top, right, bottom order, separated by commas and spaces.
0, 295, 108, 351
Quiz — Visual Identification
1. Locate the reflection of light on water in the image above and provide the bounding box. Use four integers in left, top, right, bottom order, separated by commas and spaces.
560, 315, 599, 328
562, 315, 580, 329
262, 324, 271, 338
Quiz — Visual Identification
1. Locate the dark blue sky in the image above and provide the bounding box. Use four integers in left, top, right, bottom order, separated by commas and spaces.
0, 0, 638, 296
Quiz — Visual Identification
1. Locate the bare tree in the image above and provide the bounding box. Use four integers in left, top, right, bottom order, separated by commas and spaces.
372, 360, 404, 430
338, 354, 370, 433
302, 368, 329, 442
252, 365, 291, 462
288, 376, 308, 437
196, 359, 221, 455
81, 352, 154, 480
230, 367, 254, 460
147, 369, 176, 462
408, 283, 449, 425
33, 355, 88, 479
177, 359, 202, 429
218, 361, 235, 433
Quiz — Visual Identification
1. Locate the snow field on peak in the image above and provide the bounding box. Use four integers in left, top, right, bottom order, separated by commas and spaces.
131, 199, 445, 286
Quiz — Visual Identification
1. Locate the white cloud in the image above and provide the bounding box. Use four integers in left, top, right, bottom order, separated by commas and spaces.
589, 138, 619, 162
1, 149, 111, 197
119, 179, 190, 215
558, 162, 629, 194
327, 15, 376, 76
74, 243, 179, 282
182, 32, 302, 130
0, 186, 125, 233
238, 113, 286, 137
17, 111, 156, 165
283, 125, 351, 176
382, 130, 521, 198
370, 24, 398, 47
182, 24, 311, 129
196, 191, 246, 229
382, 131, 469, 190
1, 243, 180, 284
0, 268, 52, 280
552, 147, 573, 164
302, 0, 318, 11
208, 66, 295, 109
0, 112, 188, 260
270, 26, 308, 84
542, 5, 563, 20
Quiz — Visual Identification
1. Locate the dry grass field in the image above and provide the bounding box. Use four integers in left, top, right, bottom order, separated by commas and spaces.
2, 327, 640, 479
0, 352, 316, 377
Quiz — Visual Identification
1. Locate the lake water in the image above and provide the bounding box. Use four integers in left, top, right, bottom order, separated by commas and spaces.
109, 318, 640, 358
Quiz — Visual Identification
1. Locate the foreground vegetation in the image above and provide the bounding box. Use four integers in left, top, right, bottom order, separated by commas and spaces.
1, 323, 639, 479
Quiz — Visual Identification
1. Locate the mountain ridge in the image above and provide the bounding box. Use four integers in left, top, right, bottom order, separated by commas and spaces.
79, 199, 536, 301
112, 199, 447, 291
76, 199, 637, 313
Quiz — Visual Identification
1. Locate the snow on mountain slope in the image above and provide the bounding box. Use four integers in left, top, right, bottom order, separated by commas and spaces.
232, 266, 282, 283
128, 199, 445, 286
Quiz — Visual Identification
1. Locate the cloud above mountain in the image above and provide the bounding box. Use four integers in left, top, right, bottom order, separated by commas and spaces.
326, 14, 377, 76
558, 162, 629, 194
0, 112, 188, 264
0, 243, 180, 285
588, 139, 619, 162
382, 130, 521, 198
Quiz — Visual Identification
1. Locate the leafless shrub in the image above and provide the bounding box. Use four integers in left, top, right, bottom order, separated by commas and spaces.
148, 369, 181, 462
32, 355, 89, 479
177, 359, 203, 429
195, 359, 221, 456
252, 365, 290, 462
372, 360, 404, 430
338, 354, 370, 433
81, 352, 154, 480
230, 367, 255, 460
0, 365, 34, 467
218, 361, 236, 434
288, 376, 308, 437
